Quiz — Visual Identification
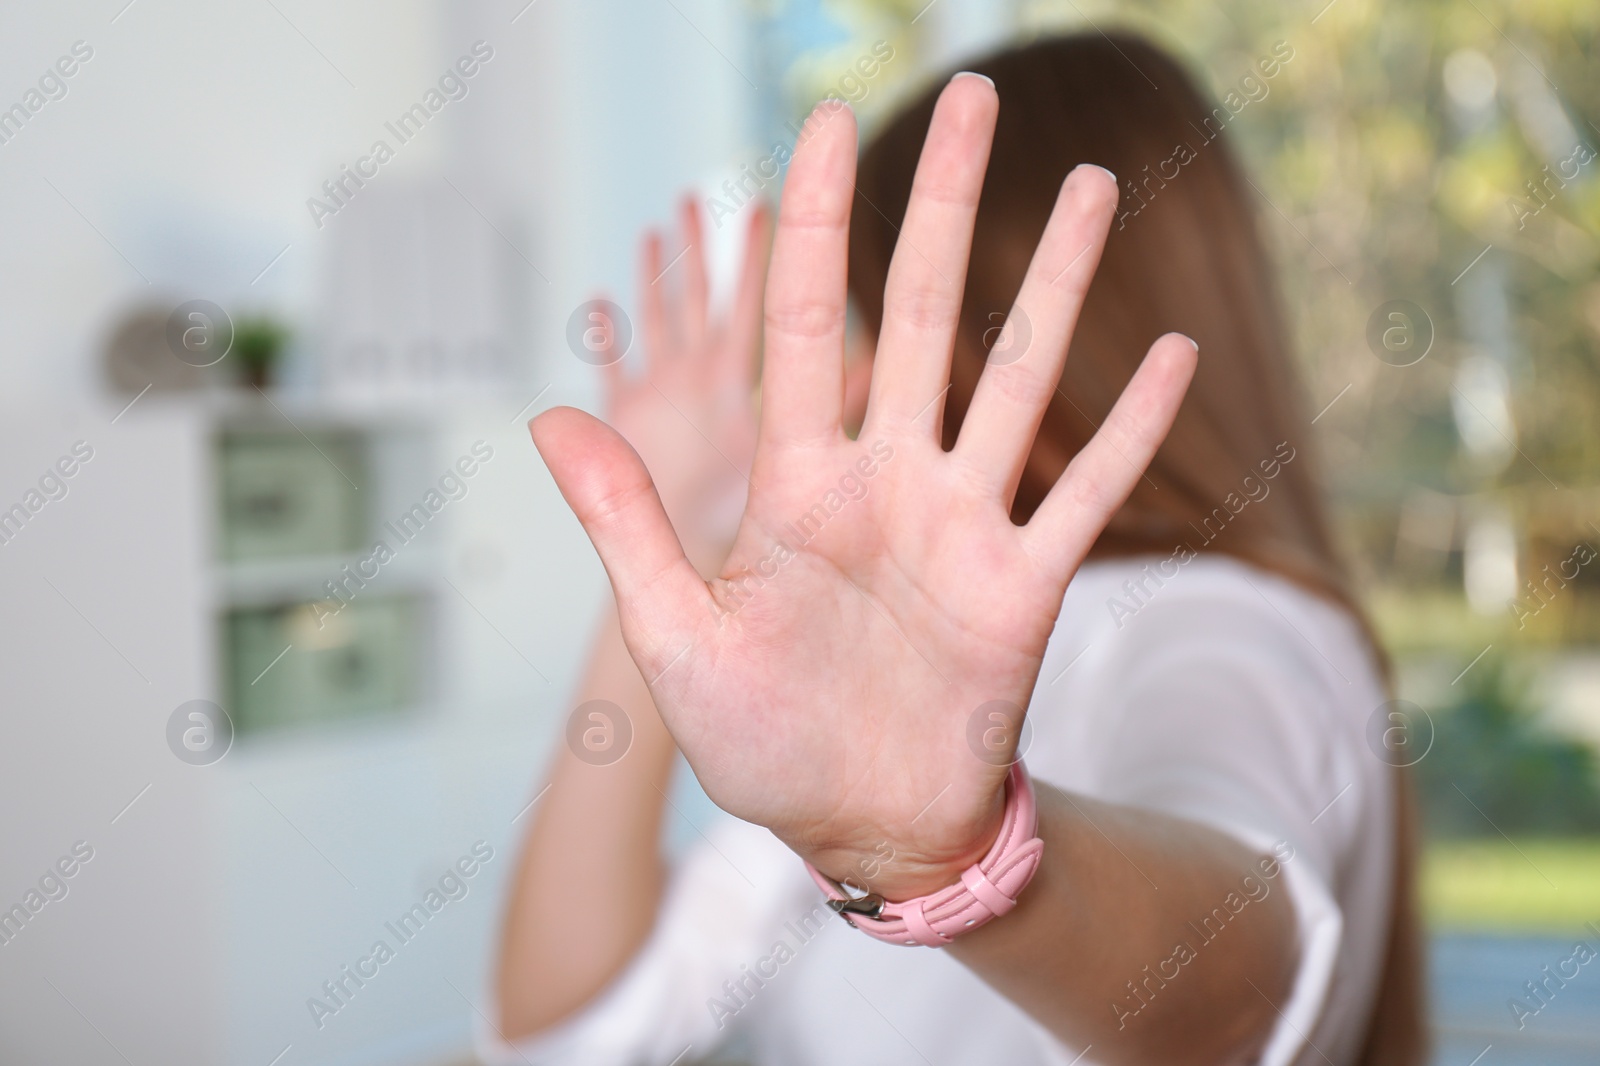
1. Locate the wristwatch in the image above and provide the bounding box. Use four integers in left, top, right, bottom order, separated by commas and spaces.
804, 760, 1045, 947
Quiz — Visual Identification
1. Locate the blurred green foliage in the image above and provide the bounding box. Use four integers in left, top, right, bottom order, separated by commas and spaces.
1423, 836, 1600, 931
1419, 655, 1600, 835
813, 1, 1600, 842
824, 0, 1600, 629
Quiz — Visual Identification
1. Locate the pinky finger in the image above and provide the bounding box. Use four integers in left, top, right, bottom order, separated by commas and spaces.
1022, 334, 1197, 581
679, 197, 710, 347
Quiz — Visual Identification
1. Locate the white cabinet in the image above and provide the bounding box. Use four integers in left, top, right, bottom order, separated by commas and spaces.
0, 397, 598, 1066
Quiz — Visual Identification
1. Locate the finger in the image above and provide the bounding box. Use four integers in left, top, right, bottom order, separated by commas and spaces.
679, 196, 710, 348
637, 230, 671, 371
529, 406, 709, 666
759, 99, 857, 447
1022, 334, 1198, 580
863, 72, 997, 434
951, 164, 1119, 500
721, 201, 771, 387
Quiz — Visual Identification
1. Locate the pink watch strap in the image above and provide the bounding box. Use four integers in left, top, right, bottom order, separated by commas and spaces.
805, 761, 1045, 947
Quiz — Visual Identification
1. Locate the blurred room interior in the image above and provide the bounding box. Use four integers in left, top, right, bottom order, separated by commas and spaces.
0, 0, 1597, 1063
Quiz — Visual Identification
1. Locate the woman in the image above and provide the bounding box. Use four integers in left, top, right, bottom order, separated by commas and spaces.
490, 33, 1425, 1066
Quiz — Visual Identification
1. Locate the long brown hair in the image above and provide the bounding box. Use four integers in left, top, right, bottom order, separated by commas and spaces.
847, 33, 1426, 1063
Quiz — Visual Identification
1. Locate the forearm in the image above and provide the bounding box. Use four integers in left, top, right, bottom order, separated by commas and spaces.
496, 604, 679, 1041
949, 785, 1299, 1065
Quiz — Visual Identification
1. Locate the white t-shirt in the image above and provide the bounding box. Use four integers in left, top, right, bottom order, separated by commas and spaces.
482, 555, 1395, 1066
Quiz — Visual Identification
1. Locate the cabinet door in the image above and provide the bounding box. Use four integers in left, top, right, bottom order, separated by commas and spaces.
0, 405, 224, 1066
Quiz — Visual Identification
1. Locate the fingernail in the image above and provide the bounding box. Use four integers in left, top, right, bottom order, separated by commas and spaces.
797, 98, 850, 144
1180, 334, 1199, 351
805, 97, 851, 128
952, 71, 994, 87
1079, 163, 1117, 184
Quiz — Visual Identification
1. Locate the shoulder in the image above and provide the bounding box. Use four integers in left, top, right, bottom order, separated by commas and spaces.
1031, 554, 1391, 858
1050, 553, 1381, 709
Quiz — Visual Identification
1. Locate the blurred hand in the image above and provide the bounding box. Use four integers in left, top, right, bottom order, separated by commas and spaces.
599, 198, 770, 575
533, 78, 1196, 901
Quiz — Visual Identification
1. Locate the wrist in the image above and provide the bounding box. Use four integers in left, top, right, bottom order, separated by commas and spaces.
810, 778, 1009, 902
804, 763, 1046, 947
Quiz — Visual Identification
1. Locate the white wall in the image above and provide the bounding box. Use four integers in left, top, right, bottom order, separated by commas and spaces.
0, 0, 436, 397
0, 0, 752, 403
0, 1, 755, 1063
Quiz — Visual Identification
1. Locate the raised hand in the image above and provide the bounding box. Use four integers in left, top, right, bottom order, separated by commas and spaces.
597, 198, 770, 575
531, 74, 1197, 901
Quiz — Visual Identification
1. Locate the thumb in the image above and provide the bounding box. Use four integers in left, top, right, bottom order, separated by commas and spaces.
529, 406, 708, 668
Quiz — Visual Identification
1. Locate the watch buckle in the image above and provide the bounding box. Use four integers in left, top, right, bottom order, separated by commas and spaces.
828, 891, 886, 919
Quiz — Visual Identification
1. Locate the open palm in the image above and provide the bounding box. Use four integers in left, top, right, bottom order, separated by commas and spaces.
532, 75, 1197, 900
599, 198, 769, 575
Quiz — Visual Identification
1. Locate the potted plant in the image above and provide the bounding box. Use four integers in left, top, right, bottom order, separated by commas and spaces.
233, 316, 291, 390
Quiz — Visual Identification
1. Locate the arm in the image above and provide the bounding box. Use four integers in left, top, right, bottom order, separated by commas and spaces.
496, 198, 770, 1042
529, 78, 1288, 1064
953, 593, 1370, 1064
495, 604, 677, 1040
950, 789, 1298, 1063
